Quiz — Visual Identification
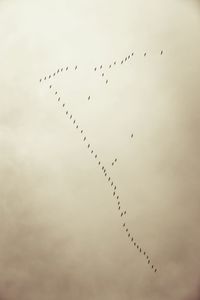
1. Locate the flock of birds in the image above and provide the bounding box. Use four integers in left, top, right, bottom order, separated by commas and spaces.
39, 49, 164, 273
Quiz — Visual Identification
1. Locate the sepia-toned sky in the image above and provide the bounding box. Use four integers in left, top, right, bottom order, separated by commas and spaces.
0, 0, 200, 299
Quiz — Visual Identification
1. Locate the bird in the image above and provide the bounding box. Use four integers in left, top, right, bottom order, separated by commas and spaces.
49, 75, 51, 79
131, 52, 134, 56
66, 67, 68, 71
114, 61, 116, 65
73, 120, 75, 124
113, 192, 115, 196
131, 133, 133, 138
144, 52, 146, 56
114, 186, 116, 190
84, 137, 86, 141
112, 162, 114, 166
57, 69, 59, 73
98, 161, 101, 165
58, 97, 60, 101
55, 91, 57, 95
134, 242, 136, 246
148, 260, 150, 264
66, 111, 68, 115
128, 55, 130, 59
117, 202, 120, 205
81, 130, 83, 133
111, 182, 113, 186
161, 50, 163, 55
131, 237, 133, 242
118, 206, 120, 210
88, 144, 90, 148
105, 173, 107, 176
128, 233, 130, 237
44, 77, 46, 80
124, 211, 126, 215
126, 229, 128, 232
40, 79, 42, 82
144, 252, 146, 255
61, 68, 63, 72
94, 67, 97, 71
108, 177, 110, 181
75, 66, 77, 70
62, 103, 65, 107
102, 73, 104, 77
152, 265, 154, 269
91, 150, 93, 153
123, 223, 125, 227
106, 80, 108, 84
102, 166, 104, 170
117, 196, 119, 199
125, 57, 127, 61
115, 158, 117, 162
53, 73, 55, 76
76, 125, 78, 129
49, 85, 52, 88
121, 213, 123, 217
70, 115, 72, 119
88, 96, 90, 100
100, 65, 102, 69
140, 248, 142, 252
121, 60, 123, 64
155, 269, 157, 272
109, 65, 111, 68
137, 245, 139, 249
95, 155, 97, 158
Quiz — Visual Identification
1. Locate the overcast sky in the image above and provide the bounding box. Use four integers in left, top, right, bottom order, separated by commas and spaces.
0, 1, 200, 299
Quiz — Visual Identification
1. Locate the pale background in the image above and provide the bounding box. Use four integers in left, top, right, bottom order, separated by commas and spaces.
0, 0, 200, 299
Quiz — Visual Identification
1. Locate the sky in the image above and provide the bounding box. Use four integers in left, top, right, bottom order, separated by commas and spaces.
0, 0, 200, 299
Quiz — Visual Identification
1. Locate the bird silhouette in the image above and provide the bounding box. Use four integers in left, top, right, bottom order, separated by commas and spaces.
49, 75, 51, 78
123, 223, 125, 227
128, 233, 130, 237
53, 73, 55, 76
62, 103, 65, 107
113, 192, 115, 196
102, 73, 104, 77
109, 65, 111, 68
57, 69, 59, 73
161, 50, 163, 55
66, 67, 68, 71
70, 115, 72, 119
66, 111, 68, 115
40, 79, 42, 82
131, 237, 133, 241
49, 85, 52, 88
44, 77, 46, 80
106, 80, 108, 84
132, 52, 134, 56
155, 269, 157, 272
88, 144, 90, 148
114, 61, 116, 65
131, 133, 133, 138
73, 120, 75, 124
112, 162, 114, 166
91, 150, 93, 153
144, 52, 146, 56
94, 67, 97, 71
126, 229, 128, 232
76, 125, 78, 129
98, 161, 101, 165
121, 213, 123, 217
81, 130, 83, 133
118, 206, 120, 210
125, 57, 127, 61
55, 91, 57, 95
88, 96, 90, 100
95, 155, 97, 158
117, 196, 119, 199
75, 66, 77, 70
148, 260, 150, 264
115, 158, 117, 162
61, 68, 63, 72
128, 55, 130, 59
84, 137, 86, 141
58, 97, 60, 101
100, 65, 102, 69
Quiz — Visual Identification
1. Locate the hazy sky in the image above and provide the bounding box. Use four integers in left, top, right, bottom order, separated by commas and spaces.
0, 1, 200, 299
